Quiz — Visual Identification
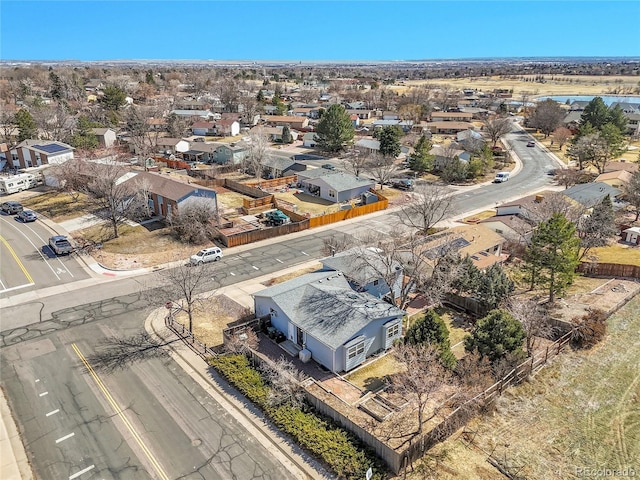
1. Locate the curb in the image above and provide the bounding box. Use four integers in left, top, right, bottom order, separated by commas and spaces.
0, 387, 33, 480
144, 309, 331, 480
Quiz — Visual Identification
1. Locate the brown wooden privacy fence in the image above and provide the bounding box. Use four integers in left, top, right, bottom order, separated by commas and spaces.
308, 190, 389, 228
245, 175, 298, 189
190, 177, 226, 188
242, 195, 274, 214
225, 179, 270, 199
218, 218, 310, 247
578, 262, 640, 279
300, 328, 575, 474
395, 329, 574, 474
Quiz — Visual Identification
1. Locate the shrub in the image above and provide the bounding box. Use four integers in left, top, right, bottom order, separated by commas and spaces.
209, 354, 386, 480
571, 308, 607, 349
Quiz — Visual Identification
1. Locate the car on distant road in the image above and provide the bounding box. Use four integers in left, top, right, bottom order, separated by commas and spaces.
17, 209, 37, 222
190, 246, 223, 265
527, 141, 535, 147
321, 164, 336, 170
0, 201, 23, 214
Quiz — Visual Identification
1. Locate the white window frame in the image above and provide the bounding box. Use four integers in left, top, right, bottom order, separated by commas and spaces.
347, 341, 365, 359
387, 323, 400, 339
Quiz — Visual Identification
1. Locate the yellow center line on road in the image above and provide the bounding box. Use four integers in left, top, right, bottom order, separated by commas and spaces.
71, 343, 170, 480
0, 234, 34, 284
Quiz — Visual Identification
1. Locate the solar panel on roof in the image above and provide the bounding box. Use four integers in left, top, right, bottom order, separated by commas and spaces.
33, 144, 69, 154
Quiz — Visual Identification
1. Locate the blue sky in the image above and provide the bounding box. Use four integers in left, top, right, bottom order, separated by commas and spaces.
1, 1, 639, 61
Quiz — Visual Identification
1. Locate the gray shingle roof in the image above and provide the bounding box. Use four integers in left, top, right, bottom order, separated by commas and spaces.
262, 156, 295, 171
316, 172, 375, 191
320, 247, 400, 287
254, 271, 404, 349
562, 182, 621, 208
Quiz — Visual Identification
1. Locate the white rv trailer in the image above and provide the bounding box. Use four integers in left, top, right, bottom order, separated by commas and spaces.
0, 173, 39, 195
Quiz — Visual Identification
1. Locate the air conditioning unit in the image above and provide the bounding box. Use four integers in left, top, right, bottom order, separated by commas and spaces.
299, 349, 311, 363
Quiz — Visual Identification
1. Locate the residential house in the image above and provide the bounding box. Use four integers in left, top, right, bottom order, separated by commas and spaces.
355, 138, 380, 154
121, 171, 217, 218
91, 128, 117, 148
214, 142, 249, 165
263, 105, 279, 115
261, 156, 306, 178
10, 140, 74, 169
174, 99, 210, 111
595, 170, 633, 189
456, 129, 484, 151
320, 247, 404, 302
604, 161, 639, 174
253, 126, 299, 143
253, 271, 405, 373
147, 118, 167, 132
191, 122, 216, 136
414, 224, 507, 270
182, 142, 221, 164
215, 118, 240, 137
426, 121, 475, 135
262, 115, 309, 130
496, 192, 553, 221
155, 137, 190, 155
430, 145, 471, 170
169, 110, 215, 121
478, 214, 535, 244
297, 169, 376, 203
370, 119, 400, 131
84, 79, 104, 92
350, 114, 361, 128
622, 227, 640, 245
430, 112, 474, 122
302, 132, 318, 148
346, 109, 373, 120
561, 182, 622, 209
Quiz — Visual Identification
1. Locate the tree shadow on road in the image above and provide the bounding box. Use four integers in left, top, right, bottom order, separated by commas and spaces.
82, 332, 177, 373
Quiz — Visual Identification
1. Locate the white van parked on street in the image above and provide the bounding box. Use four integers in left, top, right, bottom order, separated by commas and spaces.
494, 171, 510, 183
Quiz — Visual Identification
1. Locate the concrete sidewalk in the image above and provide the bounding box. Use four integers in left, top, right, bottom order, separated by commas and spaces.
0, 389, 33, 480
144, 300, 331, 480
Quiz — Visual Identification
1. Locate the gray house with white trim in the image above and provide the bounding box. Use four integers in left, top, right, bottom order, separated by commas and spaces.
254, 271, 405, 373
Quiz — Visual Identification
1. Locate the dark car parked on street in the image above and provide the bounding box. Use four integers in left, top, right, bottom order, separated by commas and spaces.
1, 201, 23, 214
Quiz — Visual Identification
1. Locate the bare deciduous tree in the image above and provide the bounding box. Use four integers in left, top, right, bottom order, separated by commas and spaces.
390, 343, 455, 435
506, 297, 554, 354
260, 357, 307, 408
396, 183, 455, 234
224, 328, 259, 354
86, 160, 146, 238
162, 262, 215, 334
51, 158, 90, 202
341, 147, 369, 177
552, 127, 572, 150
246, 126, 271, 185
167, 199, 219, 244
365, 152, 398, 190
484, 116, 512, 147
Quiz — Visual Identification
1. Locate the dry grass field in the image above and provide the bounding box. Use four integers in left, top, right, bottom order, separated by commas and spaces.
399, 75, 640, 97
402, 293, 640, 480
21, 191, 96, 222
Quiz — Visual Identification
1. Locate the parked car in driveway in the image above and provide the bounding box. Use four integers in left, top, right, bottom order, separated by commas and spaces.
17, 210, 37, 222
1, 201, 23, 214
190, 246, 223, 265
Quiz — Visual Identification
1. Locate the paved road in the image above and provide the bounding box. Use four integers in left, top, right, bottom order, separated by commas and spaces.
0, 213, 88, 298
1, 299, 297, 480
